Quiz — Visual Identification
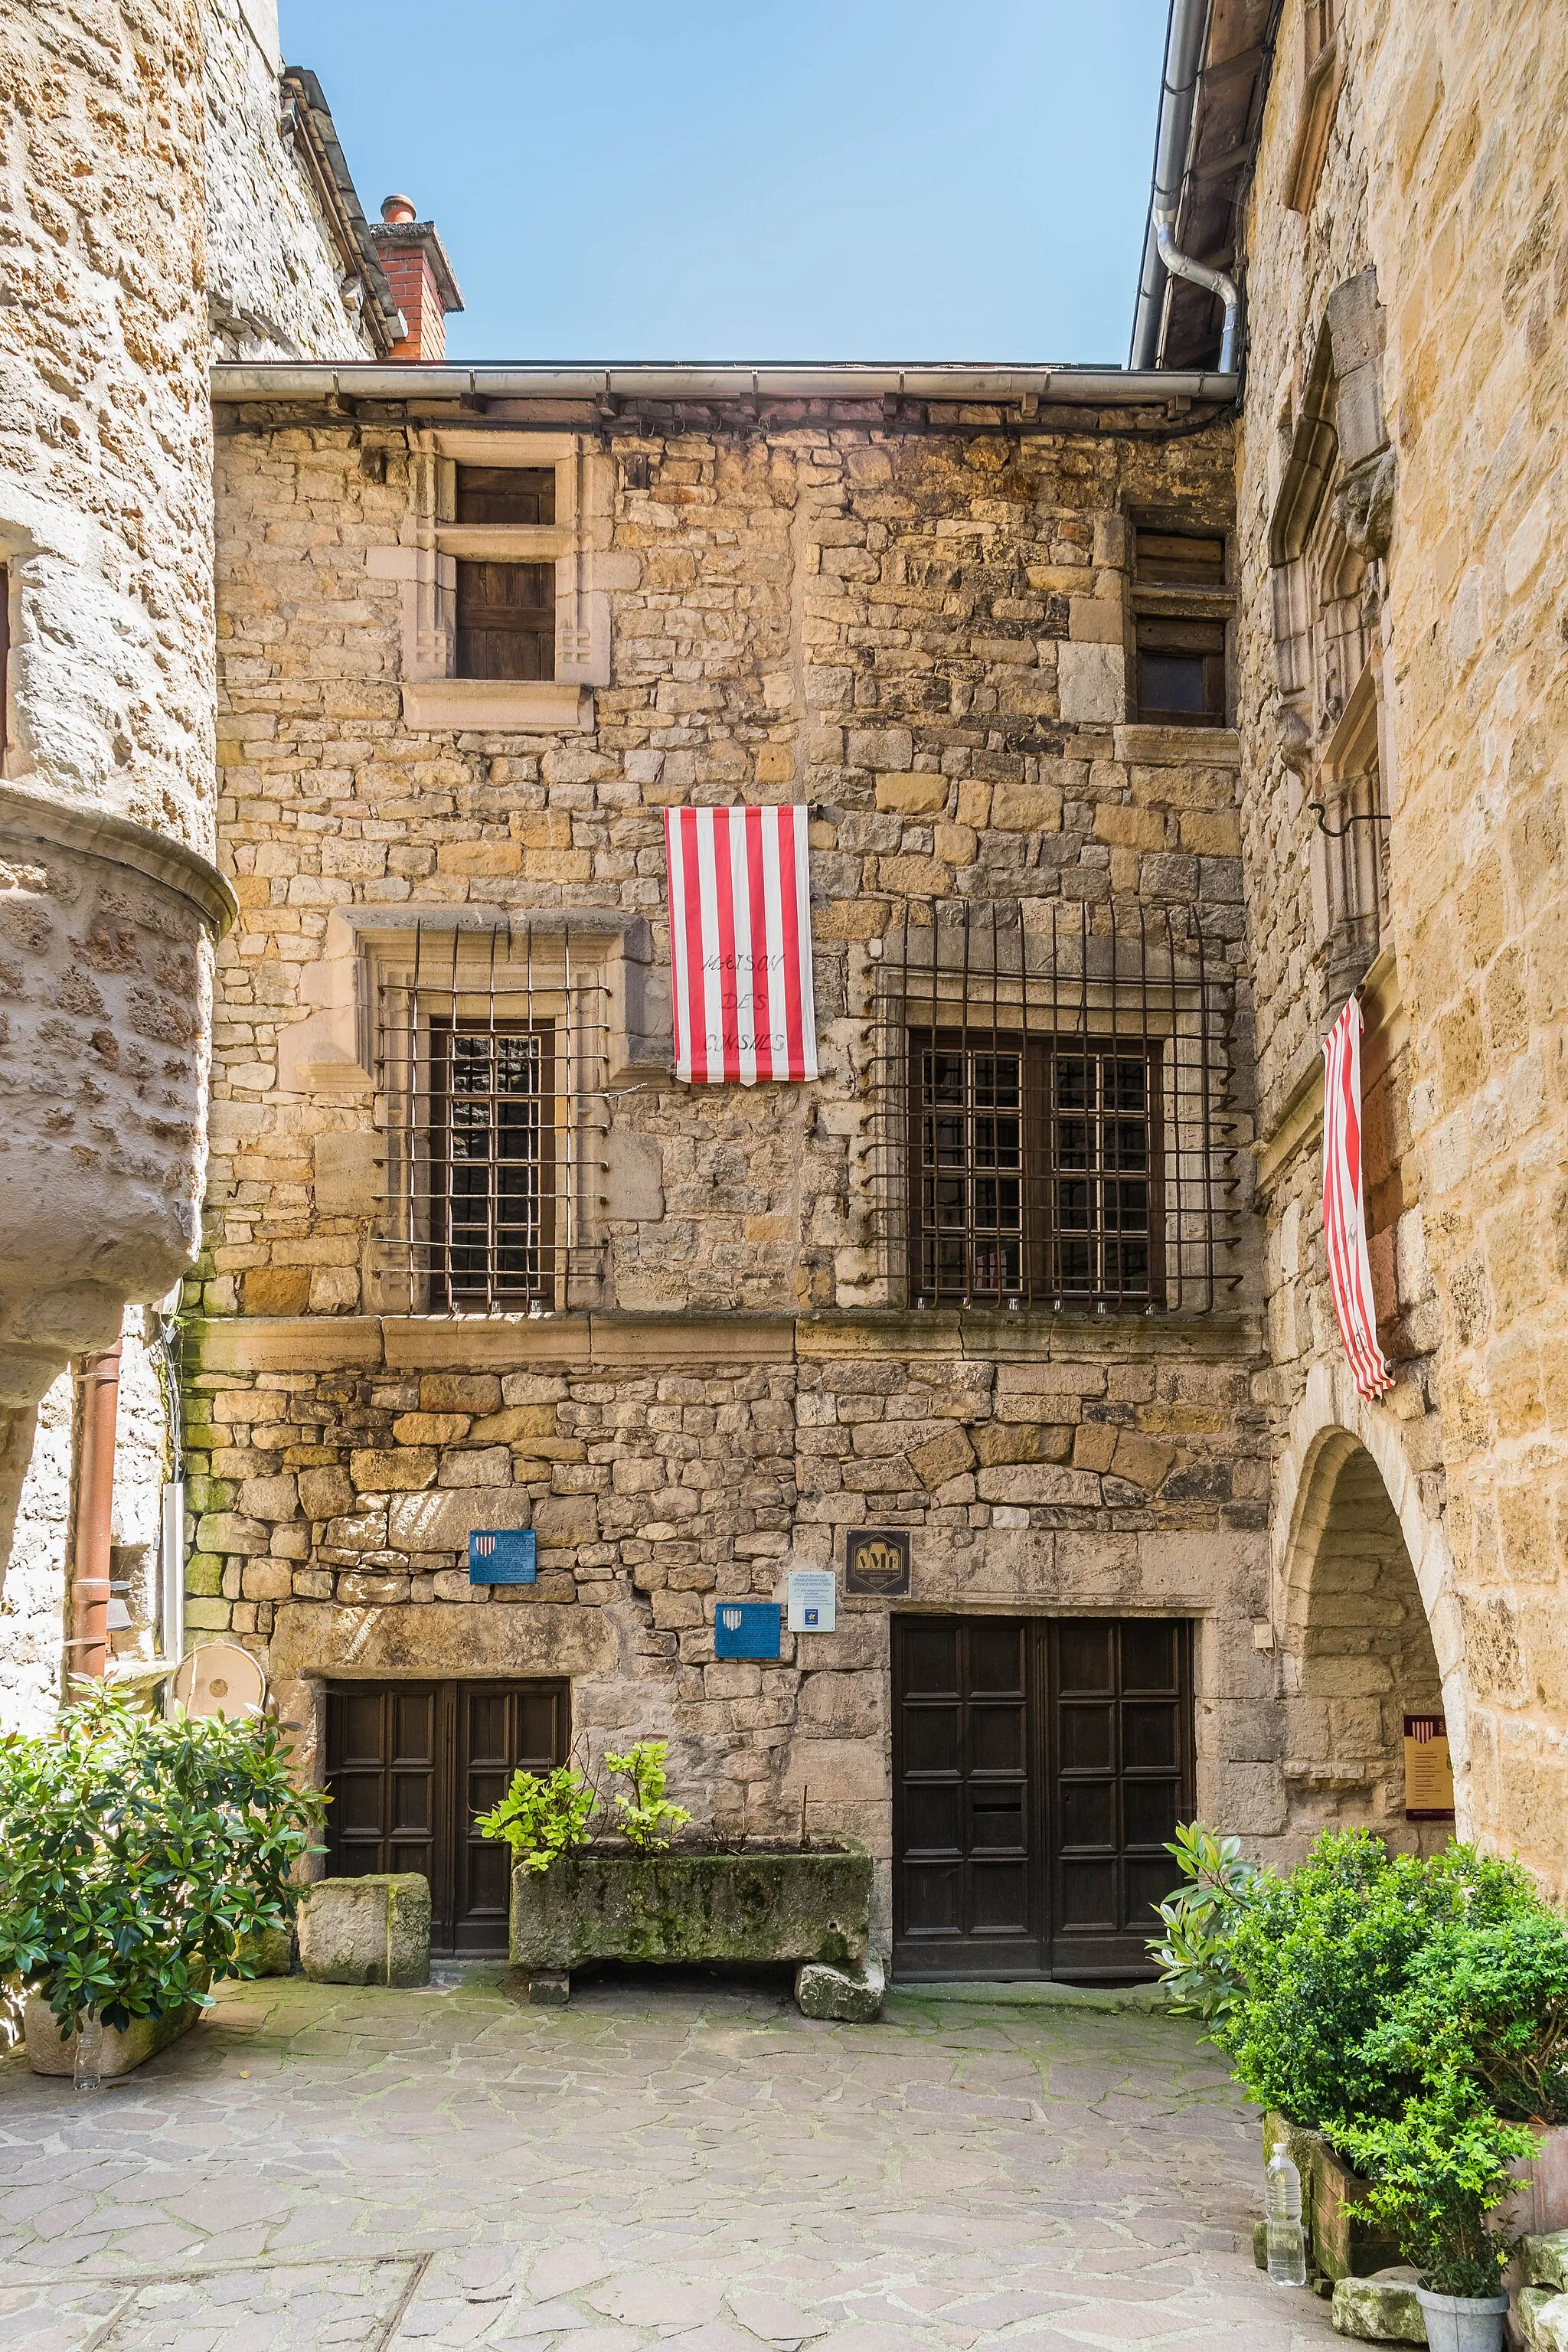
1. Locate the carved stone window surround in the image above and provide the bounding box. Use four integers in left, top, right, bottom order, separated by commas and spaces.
366, 429, 612, 733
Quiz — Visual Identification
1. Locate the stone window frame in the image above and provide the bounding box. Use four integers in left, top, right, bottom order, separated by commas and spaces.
368, 430, 612, 735
1124, 508, 1237, 734
280, 906, 671, 1313
1268, 273, 1397, 1008
1285, 0, 1344, 217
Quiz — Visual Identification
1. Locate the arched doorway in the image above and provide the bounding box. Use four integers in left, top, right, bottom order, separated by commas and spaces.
1282, 1431, 1448, 1851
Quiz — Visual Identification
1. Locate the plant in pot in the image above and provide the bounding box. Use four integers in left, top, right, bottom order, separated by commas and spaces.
1335, 2072, 1538, 2352
0, 1682, 325, 2083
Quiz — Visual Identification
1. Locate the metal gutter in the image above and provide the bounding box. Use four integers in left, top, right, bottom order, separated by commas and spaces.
211, 361, 1239, 406
1129, 0, 1212, 371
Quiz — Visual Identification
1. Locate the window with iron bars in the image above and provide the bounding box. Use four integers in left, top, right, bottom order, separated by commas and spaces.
372, 920, 607, 1313
872, 900, 1241, 1314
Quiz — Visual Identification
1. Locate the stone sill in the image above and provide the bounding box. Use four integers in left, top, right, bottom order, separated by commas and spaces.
401, 679, 593, 733
1112, 723, 1240, 766
188, 1307, 1266, 1377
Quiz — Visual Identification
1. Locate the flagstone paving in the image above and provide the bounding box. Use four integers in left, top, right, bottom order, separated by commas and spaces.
0, 1970, 1338, 2350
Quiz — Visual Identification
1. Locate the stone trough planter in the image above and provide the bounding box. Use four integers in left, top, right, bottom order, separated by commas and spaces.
509, 1845, 880, 2018
24, 1988, 204, 2079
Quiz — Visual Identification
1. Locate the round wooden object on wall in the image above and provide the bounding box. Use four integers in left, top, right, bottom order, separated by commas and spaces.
172, 1642, 268, 1719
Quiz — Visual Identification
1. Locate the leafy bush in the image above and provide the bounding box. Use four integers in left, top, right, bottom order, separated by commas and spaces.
1217, 1831, 1550, 2128
1147, 1821, 1260, 2021
1357, 1903, 1568, 2125
1334, 2071, 1537, 2298
477, 1738, 691, 1870
603, 1740, 691, 1851
0, 1683, 324, 2035
474, 1763, 596, 1874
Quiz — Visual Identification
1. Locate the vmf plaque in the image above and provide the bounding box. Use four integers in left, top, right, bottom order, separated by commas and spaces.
845, 1527, 910, 1597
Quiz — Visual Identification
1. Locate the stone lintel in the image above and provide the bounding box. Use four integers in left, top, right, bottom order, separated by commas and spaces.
188, 1308, 1262, 1378
269, 1599, 616, 1681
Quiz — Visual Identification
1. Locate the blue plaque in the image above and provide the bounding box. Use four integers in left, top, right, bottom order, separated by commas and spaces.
714, 1601, 782, 1659
469, 1528, 537, 1586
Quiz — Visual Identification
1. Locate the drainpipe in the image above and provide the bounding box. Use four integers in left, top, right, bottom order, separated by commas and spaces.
66, 1340, 121, 1689
1130, 0, 1242, 375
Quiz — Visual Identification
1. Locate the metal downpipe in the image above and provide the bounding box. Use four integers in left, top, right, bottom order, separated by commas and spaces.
66, 1340, 121, 1689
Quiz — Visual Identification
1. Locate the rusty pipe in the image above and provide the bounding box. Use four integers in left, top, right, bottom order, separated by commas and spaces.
66, 1338, 121, 1687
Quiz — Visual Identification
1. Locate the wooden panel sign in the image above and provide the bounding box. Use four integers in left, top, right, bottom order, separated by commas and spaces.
714, 1602, 782, 1660
845, 1527, 910, 1597
1404, 1713, 1455, 1820
469, 1529, 537, 1586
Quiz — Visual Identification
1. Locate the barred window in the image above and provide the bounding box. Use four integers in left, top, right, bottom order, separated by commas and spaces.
876, 901, 1240, 1315
372, 920, 606, 1313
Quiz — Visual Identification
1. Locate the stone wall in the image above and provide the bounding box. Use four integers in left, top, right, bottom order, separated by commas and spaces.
1233, 0, 1568, 1890
205, 403, 1250, 1318
204, 0, 382, 363
181, 386, 1323, 1913
182, 1312, 1279, 1926
0, 1, 381, 1635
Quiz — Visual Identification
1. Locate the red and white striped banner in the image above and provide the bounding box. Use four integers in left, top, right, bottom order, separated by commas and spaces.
1323, 997, 1393, 1399
665, 805, 817, 1085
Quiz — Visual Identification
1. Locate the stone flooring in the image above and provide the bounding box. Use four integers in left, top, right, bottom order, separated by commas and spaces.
0, 1968, 1338, 2351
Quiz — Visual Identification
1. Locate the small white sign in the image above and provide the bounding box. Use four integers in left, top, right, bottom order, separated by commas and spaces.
787, 1570, 837, 1633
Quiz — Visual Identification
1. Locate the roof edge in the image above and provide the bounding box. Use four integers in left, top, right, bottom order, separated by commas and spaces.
210, 361, 1240, 407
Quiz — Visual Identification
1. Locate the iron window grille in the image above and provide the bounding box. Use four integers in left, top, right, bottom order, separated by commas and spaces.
871, 899, 1242, 1314
373, 919, 607, 1313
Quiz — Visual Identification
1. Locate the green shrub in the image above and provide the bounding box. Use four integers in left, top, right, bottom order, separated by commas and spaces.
1147, 1821, 1260, 2021
1334, 2070, 1537, 2298
603, 1740, 691, 1852
474, 1763, 596, 1874
0, 1683, 324, 2036
1217, 1831, 1546, 2127
1358, 1905, 1568, 2125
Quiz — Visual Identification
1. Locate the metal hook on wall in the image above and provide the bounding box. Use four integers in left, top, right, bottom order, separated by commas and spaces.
1310, 801, 1392, 840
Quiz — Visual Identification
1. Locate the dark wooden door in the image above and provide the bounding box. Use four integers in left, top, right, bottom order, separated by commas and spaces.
891, 1617, 1045, 1978
1046, 1617, 1192, 1978
325, 1680, 570, 1954
891, 1616, 1193, 1982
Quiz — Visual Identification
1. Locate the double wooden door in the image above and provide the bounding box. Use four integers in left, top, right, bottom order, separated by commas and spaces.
325, 1680, 570, 1955
891, 1616, 1193, 1981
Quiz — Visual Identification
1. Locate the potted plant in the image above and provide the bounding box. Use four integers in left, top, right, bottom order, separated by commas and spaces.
0, 1682, 324, 2082
481, 1739, 877, 2014
1336, 2073, 1537, 2352
1150, 1826, 1568, 2282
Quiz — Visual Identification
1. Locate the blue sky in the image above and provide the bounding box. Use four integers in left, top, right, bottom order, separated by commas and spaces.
279, 2, 1167, 365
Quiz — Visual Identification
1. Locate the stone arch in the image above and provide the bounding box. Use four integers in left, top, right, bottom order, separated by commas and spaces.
1274, 1357, 1468, 1843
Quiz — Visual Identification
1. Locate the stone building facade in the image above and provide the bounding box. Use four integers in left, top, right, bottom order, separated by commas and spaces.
0, 0, 394, 1683
1148, 0, 1568, 1896
187, 367, 1287, 1970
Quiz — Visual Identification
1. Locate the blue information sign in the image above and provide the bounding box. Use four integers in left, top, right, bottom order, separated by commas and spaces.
714, 1601, 782, 1660
469, 1528, 537, 1586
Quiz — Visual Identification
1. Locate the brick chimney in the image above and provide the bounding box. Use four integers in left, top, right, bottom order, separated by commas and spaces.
371, 194, 464, 363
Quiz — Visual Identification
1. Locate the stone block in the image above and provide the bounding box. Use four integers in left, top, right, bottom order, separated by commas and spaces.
1526, 2233, 1568, 2292
298, 1874, 430, 1988
1058, 639, 1125, 723
910, 1426, 976, 1489
298, 1466, 354, 1520
24, 1988, 206, 2078
795, 1952, 885, 2024
194, 1511, 269, 1556
511, 1850, 871, 1970
1112, 1431, 1178, 1492
420, 1374, 503, 1413
1523, 2292, 1568, 2351
534, 1496, 599, 1547
349, 1447, 436, 1492
1328, 2269, 1425, 2343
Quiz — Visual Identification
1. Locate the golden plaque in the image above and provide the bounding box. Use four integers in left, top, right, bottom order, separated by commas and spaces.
844, 1528, 911, 1596
1404, 1714, 1455, 1820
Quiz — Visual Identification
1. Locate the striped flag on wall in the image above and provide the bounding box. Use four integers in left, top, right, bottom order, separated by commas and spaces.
664, 805, 818, 1085
1322, 996, 1393, 1400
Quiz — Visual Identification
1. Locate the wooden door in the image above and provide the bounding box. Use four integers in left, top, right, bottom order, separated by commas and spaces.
891, 1616, 1045, 1978
325, 1679, 570, 1955
891, 1617, 1193, 1982
1046, 1617, 1193, 1978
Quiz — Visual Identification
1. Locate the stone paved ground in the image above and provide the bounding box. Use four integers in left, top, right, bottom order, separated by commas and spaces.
0, 1970, 1337, 2351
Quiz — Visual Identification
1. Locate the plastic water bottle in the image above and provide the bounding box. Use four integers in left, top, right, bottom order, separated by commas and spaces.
1265, 2145, 1308, 2286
